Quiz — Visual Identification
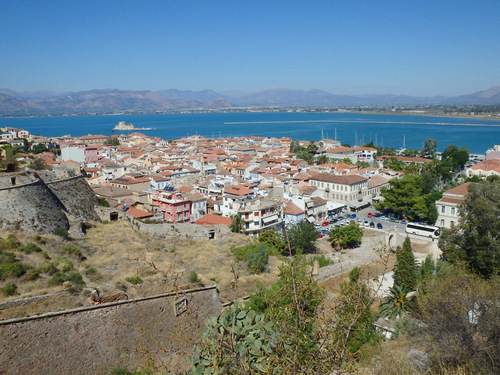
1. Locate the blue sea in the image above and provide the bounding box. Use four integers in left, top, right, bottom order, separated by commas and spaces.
2, 112, 500, 154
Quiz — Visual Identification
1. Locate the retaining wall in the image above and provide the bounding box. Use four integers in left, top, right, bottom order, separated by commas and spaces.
0, 286, 221, 375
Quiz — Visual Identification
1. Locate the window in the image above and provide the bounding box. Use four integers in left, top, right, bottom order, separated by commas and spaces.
451, 207, 456, 215
441, 219, 445, 226
441, 206, 446, 213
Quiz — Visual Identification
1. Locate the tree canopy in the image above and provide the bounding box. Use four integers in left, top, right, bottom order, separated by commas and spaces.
439, 179, 500, 278
393, 237, 417, 292
285, 220, 318, 255
328, 222, 364, 250
374, 175, 438, 223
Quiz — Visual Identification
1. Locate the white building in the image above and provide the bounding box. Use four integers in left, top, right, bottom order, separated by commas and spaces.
436, 182, 472, 229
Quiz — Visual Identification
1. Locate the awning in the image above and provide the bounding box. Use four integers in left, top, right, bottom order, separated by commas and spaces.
306, 216, 315, 223
262, 214, 279, 224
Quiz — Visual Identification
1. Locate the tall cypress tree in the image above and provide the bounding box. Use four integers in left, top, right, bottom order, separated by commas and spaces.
394, 237, 417, 292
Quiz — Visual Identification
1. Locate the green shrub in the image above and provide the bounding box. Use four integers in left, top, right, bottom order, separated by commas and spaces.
25, 268, 40, 281
19, 243, 43, 253
0, 234, 20, 250
84, 265, 97, 275
231, 242, 271, 261
53, 227, 70, 240
97, 197, 110, 207
59, 245, 82, 258
247, 246, 269, 274
125, 276, 143, 285
310, 254, 334, 268
38, 261, 58, 275
0, 260, 26, 280
1, 282, 18, 296
48, 272, 84, 287
189, 271, 199, 283
57, 257, 74, 273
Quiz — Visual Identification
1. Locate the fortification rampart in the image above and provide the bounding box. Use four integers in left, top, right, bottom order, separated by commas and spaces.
0, 285, 221, 375
0, 177, 69, 233
46, 176, 99, 222
0, 172, 99, 233
95, 207, 231, 240
128, 217, 232, 240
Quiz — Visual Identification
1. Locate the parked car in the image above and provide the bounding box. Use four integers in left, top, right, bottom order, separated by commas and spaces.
317, 234, 324, 238
388, 217, 399, 223
349, 213, 357, 219
364, 220, 370, 227
369, 221, 375, 228
379, 216, 388, 221
330, 218, 338, 223
400, 219, 408, 225
322, 221, 330, 226
367, 212, 373, 218
377, 223, 383, 229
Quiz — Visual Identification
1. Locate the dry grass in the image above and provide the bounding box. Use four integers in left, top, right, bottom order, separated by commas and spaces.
0, 221, 283, 318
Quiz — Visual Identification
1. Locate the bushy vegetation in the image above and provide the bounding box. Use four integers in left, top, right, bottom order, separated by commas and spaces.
193, 256, 381, 373
328, 221, 364, 249
230, 242, 273, 274
439, 178, 500, 278
1, 282, 18, 296
125, 276, 143, 285
0, 251, 28, 280
47, 272, 84, 287
188, 271, 199, 283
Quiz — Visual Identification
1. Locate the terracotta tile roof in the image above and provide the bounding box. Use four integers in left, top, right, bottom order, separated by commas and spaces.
284, 201, 304, 215
225, 185, 253, 196
470, 159, 500, 171
444, 182, 473, 196
196, 214, 233, 226
439, 196, 465, 205
117, 205, 154, 219
311, 173, 367, 185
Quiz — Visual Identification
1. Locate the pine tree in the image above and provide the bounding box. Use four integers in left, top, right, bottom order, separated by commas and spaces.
393, 237, 417, 292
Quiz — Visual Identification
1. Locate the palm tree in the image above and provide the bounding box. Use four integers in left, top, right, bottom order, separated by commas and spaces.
379, 284, 413, 319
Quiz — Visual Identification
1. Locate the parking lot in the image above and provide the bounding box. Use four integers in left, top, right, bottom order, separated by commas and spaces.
315, 206, 407, 237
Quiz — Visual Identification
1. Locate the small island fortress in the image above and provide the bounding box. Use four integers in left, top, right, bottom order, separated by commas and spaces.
114, 121, 153, 131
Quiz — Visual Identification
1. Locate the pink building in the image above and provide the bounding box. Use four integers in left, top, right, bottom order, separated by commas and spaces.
152, 191, 191, 223
85, 146, 99, 164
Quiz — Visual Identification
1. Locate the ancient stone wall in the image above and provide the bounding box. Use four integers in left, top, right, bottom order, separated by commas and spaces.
46, 176, 99, 222
0, 172, 99, 233
0, 286, 221, 375
129, 219, 232, 240
0, 177, 69, 233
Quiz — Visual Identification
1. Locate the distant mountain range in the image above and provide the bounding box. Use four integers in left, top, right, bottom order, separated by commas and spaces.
1, 86, 499, 116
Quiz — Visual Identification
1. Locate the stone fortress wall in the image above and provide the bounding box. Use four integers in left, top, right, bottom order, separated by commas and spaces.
0, 286, 221, 375
0, 170, 99, 234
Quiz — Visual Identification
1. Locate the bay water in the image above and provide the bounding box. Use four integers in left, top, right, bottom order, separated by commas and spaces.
2, 112, 500, 154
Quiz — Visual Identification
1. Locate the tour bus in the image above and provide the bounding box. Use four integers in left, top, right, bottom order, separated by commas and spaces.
405, 223, 441, 239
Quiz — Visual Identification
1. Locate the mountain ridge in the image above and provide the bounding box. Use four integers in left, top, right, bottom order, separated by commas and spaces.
1, 86, 499, 116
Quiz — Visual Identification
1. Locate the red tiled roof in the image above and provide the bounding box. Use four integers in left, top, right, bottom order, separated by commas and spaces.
196, 214, 233, 226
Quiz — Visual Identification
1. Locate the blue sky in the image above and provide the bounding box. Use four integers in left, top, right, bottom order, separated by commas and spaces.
1, 0, 499, 96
